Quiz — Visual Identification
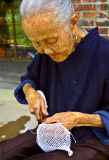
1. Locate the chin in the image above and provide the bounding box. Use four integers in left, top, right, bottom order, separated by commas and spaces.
72, 47, 76, 53
51, 49, 74, 62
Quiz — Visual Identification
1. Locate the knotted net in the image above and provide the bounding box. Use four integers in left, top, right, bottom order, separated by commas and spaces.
36, 123, 76, 156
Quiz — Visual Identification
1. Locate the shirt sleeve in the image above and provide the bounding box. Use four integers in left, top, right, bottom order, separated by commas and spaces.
91, 74, 109, 145
14, 52, 41, 104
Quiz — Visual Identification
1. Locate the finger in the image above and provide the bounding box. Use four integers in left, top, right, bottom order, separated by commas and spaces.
35, 105, 41, 121
29, 102, 35, 114
43, 117, 57, 124
42, 117, 46, 123
41, 100, 49, 116
56, 120, 61, 123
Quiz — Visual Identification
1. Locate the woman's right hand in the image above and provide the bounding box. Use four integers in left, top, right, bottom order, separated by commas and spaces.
23, 84, 49, 121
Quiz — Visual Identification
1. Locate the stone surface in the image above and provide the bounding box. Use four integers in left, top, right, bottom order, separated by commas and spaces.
0, 60, 38, 141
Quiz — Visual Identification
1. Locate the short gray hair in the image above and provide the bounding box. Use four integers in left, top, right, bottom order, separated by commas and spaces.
20, 0, 75, 24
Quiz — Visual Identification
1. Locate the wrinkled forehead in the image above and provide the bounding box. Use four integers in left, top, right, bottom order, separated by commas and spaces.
21, 13, 61, 40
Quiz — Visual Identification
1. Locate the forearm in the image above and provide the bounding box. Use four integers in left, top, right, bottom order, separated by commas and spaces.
76, 112, 105, 128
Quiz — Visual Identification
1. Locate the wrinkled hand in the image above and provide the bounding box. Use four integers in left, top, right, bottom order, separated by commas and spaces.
43, 112, 82, 130
25, 87, 49, 121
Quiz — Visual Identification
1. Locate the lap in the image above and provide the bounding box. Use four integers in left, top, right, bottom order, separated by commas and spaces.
25, 137, 109, 160
0, 128, 109, 160
0, 129, 44, 160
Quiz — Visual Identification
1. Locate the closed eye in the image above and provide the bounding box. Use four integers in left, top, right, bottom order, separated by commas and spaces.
47, 38, 57, 45
33, 42, 41, 47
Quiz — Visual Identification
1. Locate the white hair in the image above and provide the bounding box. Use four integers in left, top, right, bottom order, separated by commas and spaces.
20, 0, 75, 24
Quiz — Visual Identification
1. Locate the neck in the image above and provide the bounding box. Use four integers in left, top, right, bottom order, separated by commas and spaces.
73, 25, 87, 47
76, 25, 87, 39
70, 25, 88, 54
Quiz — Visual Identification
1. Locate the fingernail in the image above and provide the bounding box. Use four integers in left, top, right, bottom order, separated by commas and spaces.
45, 112, 49, 116
42, 122, 45, 124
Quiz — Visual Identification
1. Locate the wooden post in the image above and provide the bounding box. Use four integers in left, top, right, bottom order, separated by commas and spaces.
11, 8, 17, 59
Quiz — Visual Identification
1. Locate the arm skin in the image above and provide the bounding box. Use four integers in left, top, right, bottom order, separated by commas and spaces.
75, 112, 105, 128
23, 83, 48, 121
43, 112, 105, 130
23, 84, 105, 129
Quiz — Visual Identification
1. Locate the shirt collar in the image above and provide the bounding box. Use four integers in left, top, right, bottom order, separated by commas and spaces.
76, 27, 99, 50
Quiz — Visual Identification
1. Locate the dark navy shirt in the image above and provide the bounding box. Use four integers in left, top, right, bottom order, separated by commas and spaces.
15, 27, 109, 145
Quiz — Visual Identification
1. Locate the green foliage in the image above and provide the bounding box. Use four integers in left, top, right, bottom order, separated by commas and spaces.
0, 0, 33, 47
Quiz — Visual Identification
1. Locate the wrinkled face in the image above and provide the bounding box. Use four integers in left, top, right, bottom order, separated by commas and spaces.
22, 13, 75, 62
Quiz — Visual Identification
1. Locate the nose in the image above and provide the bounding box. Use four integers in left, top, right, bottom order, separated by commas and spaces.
43, 48, 54, 55
39, 41, 54, 55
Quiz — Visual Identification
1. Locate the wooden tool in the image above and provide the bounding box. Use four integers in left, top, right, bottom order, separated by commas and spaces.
39, 109, 43, 123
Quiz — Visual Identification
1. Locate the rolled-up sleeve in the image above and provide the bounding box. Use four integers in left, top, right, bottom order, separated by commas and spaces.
14, 52, 41, 104
92, 74, 109, 145
92, 110, 109, 145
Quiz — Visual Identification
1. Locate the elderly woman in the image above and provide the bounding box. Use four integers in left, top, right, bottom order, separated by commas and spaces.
0, 0, 109, 159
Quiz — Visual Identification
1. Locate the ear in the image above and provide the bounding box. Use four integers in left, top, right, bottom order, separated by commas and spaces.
70, 14, 79, 29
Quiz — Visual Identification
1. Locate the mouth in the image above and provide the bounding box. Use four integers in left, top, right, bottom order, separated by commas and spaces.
49, 54, 57, 57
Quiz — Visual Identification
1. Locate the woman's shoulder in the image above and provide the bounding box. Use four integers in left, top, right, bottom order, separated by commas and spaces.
100, 35, 109, 43
97, 35, 109, 75
97, 35, 109, 59
98, 35, 109, 52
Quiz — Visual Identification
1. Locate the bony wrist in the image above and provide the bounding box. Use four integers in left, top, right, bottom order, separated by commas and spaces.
23, 83, 33, 97
26, 88, 35, 99
70, 112, 84, 126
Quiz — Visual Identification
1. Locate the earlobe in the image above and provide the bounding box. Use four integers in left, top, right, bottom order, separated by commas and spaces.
73, 34, 78, 41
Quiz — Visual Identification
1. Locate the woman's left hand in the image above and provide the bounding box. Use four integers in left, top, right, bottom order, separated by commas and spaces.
43, 112, 83, 130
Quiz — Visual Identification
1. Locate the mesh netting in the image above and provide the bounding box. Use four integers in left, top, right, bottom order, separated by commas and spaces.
36, 123, 76, 156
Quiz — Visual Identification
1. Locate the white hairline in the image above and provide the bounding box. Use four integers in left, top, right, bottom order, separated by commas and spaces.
20, 0, 75, 24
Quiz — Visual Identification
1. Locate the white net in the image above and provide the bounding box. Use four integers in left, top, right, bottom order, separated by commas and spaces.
36, 123, 76, 156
